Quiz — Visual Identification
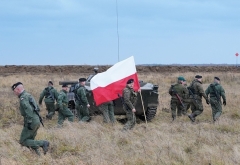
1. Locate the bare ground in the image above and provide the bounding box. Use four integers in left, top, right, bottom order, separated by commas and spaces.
0, 65, 240, 75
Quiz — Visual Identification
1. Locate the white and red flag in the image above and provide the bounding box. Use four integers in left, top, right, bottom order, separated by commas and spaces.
90, 56, 140, 106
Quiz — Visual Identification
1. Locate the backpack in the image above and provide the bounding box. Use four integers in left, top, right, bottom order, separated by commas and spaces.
72, 84, 83, 104
45, 87, 54, 100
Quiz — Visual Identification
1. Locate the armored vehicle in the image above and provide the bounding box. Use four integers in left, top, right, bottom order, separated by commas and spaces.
59, 68, 159, 121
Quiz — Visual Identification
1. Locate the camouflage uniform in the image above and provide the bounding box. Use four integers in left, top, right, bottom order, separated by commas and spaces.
188, 79, 209, 121
76, 85, 90, 122
39, 86, 58, 119
169, 83, 189, 120
57, 89, 74, 126
205, 82, 226, 121
178, 83, 191, 115
122, 85, 138, 130
18, 90, 49, 155
98, 101, 115, 123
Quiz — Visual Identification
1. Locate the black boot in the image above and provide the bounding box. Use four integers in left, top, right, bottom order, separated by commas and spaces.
46, 114, 52, 120
41, 141, 50, 155
33, 148, 41, 156
188, 114, 195, 122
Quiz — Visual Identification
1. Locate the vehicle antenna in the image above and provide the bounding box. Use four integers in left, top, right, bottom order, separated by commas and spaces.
116, 0, 120, 62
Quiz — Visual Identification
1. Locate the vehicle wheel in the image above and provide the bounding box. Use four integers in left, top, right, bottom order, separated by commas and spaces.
146, 107, 157, 121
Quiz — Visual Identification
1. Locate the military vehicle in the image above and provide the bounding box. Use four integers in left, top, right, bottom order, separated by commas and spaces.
59, 68, 159, 121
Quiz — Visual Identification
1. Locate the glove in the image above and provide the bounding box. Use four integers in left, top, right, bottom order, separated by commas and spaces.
223, 100, 226, 106
206, 99, 210, 105
27, 123, 33, 130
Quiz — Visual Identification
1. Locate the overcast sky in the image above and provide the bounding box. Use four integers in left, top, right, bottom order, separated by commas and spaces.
0, 0, 239, 65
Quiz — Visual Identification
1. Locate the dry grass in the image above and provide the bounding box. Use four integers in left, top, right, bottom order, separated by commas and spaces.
0, 72, 240, 165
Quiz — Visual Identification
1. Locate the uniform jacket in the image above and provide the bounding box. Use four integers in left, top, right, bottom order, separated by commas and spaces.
169, 83, 189, 100
188, 79, 208, 100
39, 86, 58, 104
19, 91, 40, 126
205, 82, 226, 102
76, 85, 89, 105
57, 90, 68, 111
122, 86, 138, 111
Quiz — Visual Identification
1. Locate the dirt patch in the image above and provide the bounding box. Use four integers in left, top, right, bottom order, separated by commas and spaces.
0, 65, 239, 75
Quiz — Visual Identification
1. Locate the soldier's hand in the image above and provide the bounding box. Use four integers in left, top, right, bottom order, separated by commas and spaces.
206, 99, 210, 105
223, 100, 226, 106
87, 104, 90, 108
132, 108, 136, 113
27, 123, 33, 130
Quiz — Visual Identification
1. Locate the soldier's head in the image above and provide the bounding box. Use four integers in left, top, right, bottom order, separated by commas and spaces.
62, 84, 69, 92
214, 77, 220, 83
177, 76, 185, 84
12, 82, 24, 96
195, 75, 202, 82
48, 81, 53, 86
127, 79, 134, 88
79, 78, 86, 85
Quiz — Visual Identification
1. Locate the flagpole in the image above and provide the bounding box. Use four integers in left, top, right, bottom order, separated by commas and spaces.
116, 0, 119, 62
140, 91, 148, 125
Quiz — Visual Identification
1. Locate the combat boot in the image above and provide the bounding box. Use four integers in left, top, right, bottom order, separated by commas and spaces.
46, 114, 50, 119
213, 117, 219, 123
188, 114, 195, 122
46, 114, 52, 120
41, 141, 50, 155
33, 148, 41, 156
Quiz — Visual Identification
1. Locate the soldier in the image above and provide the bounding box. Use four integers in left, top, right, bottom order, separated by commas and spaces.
122, 79, 138, 131
205, 77, 226, 122
179, 79, 191, 115
12, 82, 49, 156
57, 84, 74, 127
98, 101, 115, 124
169, 76, 189, 121
39, 81, 58, 120
75, 78, 90, 122
188, 75, 210, 122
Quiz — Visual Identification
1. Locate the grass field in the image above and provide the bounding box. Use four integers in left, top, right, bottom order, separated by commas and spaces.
0, 71, 240, 165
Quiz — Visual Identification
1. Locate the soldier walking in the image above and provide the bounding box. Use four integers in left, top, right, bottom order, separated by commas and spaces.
122, 79, 138, 131
57, 84, 74, 127
12, 82, 49, 156
169, 76, 189, 121
98, 101, 115, 124
177, 79, 191, 116
205, 77, 226, 122
188, 75, 210, 122
39, 81, 58, 119
75, 78, 90, 122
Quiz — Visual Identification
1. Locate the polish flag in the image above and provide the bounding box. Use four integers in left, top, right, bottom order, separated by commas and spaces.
90, 56, 140, 106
